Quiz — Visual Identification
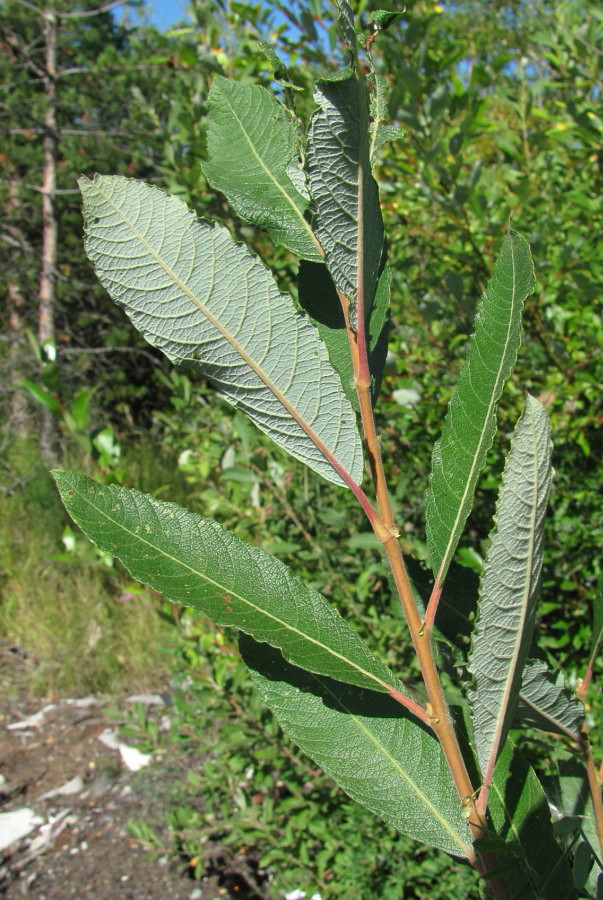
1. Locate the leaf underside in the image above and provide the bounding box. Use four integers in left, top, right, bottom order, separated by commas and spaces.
240, 635, 473, 858
53, 471, 400, 695
425, 231, 535, 583
468, 395, 553, 779
306, 73, 384, 328
203, 77, 321, 262
79, 175, 363, 488
514, 657, 583, 740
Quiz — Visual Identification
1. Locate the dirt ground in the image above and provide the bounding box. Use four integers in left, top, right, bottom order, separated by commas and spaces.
0, 642, 267, 899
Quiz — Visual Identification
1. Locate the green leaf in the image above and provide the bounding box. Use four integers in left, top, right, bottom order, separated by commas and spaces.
468, 395, 553, 779
203, 77, 321, 261
369, 72, 405, 165
591, 575, 603, 657
297, 260, 390, 409
487, 742, 576, 899
256, 41, 289, 82
335, 0, 357, 60
366, 10, 404, 32
21, 380, 61, 414
306, 72, 384, 328
240, 635, 473, 858
555, 758, 603, 895
79, 175, 363, 488
425, 231, 535, 583
53, 471, 400, 695
514, 658, 583, 740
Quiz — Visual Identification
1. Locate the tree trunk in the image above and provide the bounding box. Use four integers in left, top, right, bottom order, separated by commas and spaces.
38, 8, 58, 461
5, 179, 30, 437
8, 282, 29, 437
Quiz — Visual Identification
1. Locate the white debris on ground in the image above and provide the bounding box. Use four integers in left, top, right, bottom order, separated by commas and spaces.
6, 704, 56, 731
97, 729, 152, 772
0, 808, 44, 852
38, 775, 85, 801
284, 891, 322, 900
2, 694, 153, 874
125, 694, 166, 706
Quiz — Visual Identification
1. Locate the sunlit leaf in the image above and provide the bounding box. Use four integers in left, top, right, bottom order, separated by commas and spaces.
240, 635, 473, 858
203, 77, 321, 261
79, 175, 363, 487
306, 71, 384, 327
468, 395, 553, 779
335, 0, 357, 59
426, 231, 535, 583
54, 471, 400, 694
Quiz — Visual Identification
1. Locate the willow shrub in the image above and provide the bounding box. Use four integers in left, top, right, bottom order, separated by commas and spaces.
53, 5, 602, 897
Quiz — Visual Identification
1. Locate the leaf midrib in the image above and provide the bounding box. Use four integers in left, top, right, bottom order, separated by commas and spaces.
483, 405, 541, 776
435, 239, 521, 585
517, 688, 580, 742
69, 478, 395, 694
314, 672, 472, 857
90, 180, 356, 487
219, 87, 320, 253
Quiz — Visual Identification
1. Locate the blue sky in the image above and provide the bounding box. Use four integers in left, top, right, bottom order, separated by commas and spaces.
131, 0, 192, 31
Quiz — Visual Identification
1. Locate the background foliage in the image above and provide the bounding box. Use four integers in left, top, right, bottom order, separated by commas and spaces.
1, 0, 601, 895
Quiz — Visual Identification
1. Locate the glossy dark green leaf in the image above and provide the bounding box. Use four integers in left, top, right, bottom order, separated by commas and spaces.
240, 635, 473, 858
53, 472, 400, 694
556, 758, 603, 895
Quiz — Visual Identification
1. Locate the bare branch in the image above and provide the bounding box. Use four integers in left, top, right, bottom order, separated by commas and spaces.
12, 0, 44, 17
59, 0, 126, 19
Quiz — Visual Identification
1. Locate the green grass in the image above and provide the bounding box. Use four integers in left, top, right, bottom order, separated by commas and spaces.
0, 438, 177, 696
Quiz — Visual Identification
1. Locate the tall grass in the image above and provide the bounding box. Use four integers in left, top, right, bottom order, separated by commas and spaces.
0, 439, 178, 697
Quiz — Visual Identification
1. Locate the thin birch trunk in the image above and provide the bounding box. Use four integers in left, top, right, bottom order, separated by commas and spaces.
38, 9, 58, 461
6, 179, 30, 436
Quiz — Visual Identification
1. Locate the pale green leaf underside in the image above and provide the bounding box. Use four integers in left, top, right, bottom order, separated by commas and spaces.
203, 77, 321, 262
306, 74, 384, 326
515, 657, 583, 739
53, 472, 399, 695
240, 635, 473, 858
469, 395, 553, 777
426, 231, 535, 583
79, 175, 363, 488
